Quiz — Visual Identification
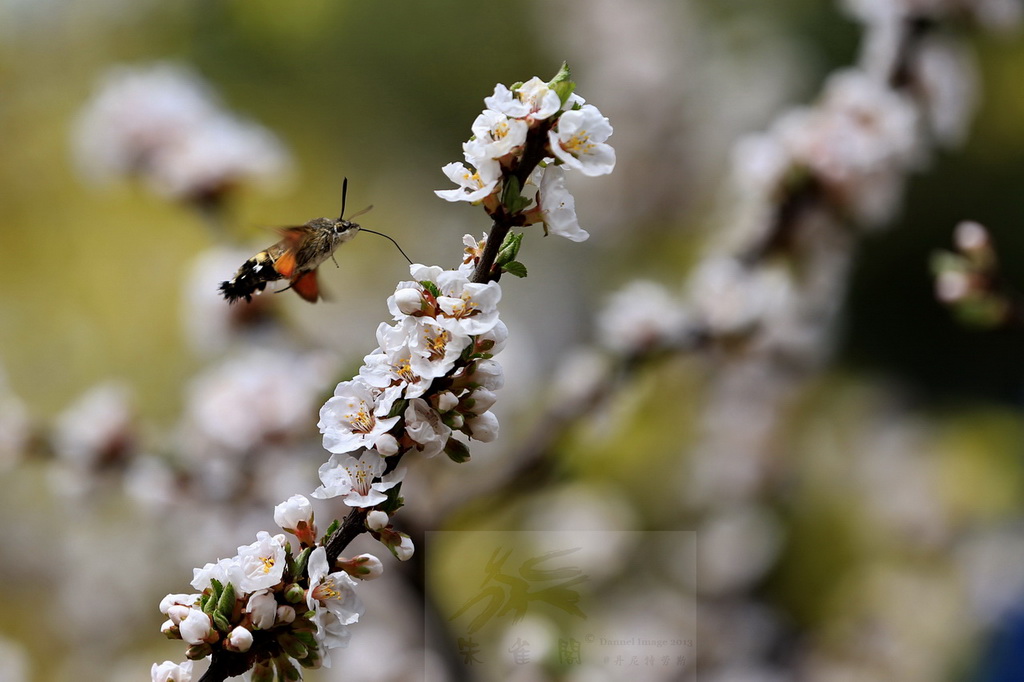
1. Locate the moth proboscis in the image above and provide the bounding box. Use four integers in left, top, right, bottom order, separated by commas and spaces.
219, 178, 411, 304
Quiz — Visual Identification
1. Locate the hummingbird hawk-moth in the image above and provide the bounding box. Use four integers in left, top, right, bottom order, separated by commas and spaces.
219, 179, 409, 304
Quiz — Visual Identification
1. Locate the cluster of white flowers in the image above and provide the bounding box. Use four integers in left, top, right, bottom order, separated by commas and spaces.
157, 495, 378, 680
73, 62, 291, 203
313, 259, 506, 511
735, 69, 922, 227
436, 68, 615, 243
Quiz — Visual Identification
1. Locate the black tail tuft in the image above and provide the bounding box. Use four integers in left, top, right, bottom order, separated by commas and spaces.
219, 257, 281, 304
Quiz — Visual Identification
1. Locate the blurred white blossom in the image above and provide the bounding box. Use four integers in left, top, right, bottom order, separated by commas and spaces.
72, 62, 291, 203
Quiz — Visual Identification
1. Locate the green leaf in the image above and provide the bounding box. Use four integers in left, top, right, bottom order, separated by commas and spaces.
386, 398, 408, 419
548, 62, 576, 106
420, 280, 441, 299
321, 519, 341, 545
293, 546, 313, 581
216, 581, 236, 622
293, 630, 318, 648
496, 231, 523, 265
381, 484, 405, 514
202, 580, 222, 615
502, 261, 528, 278
444, 438, 471, 463
501, 176, 531, 214
212, 611, 231, 634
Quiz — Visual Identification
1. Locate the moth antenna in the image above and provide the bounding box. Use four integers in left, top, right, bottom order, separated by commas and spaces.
331, 253, 340, 268
339, 177, 349, 220
348, 204, 373, 221
360, 228, 414, 265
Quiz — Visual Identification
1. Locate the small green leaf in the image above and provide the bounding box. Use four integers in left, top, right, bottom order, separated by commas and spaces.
320, 519, 341, 545
292, 546, 313, 581
278, 633, 309, 659
496, 231, 523, 265
444, 438, 471, 463
502, 261, 528, 278
202, 581, 222, 615
386, 398, 408, 419
294, 630, 318, 648
548, 62, 576, 106
381, 484, 405, 514
501, 176, 524, 213
275, 653, 302, 681
420, 280, 441, 299
212, 612, 231, 634
216, 581, 236, 622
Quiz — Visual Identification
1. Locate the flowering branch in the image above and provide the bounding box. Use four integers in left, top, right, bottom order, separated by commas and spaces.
153, 63, 615, 682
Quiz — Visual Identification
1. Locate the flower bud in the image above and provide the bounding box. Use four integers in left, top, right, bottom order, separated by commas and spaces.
159, 593, 197, 615
284, 583, 306, 604
160, 619, 180, 639
275, 501, 316, 548
251, 661, 276, 682
462, 388, 497, 415
185, 643, 213, 660
955, 220, 989, 253
465, 411, 499, 442
393, 287, 425, 315
276, 605, 296, 624
179, 609, 213, 645
469, 359, 504, 390
338, 553, 384, 580
477, 319, 509, 355
395, 533, 415, 561
366, 510, 389, 531
435, 391, 459, 413
374, 433, 399, 456
167, 604, 190, 625
246, 590, 277, 630
226, 626, 253, 652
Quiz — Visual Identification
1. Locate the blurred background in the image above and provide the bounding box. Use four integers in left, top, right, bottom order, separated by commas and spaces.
2, 0, 1024, 680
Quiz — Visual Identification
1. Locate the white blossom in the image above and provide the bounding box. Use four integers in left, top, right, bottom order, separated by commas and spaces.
549, 104, 616, 177
318, 379, 401, 455
404, 398, 452, 458
434, 271, 502, 335
306, 546, 363, 666
151, 660, 193, 682
190, 556, 244, 594
435, 159, 501, 203
51, 381, 134, 471
484, 77, 562, 121
236, 531, 288, 593
597, 280, 689, 354
312, 451, 405, 508
537, 165, 588, 241
466, 109, 528, 160
72, 62, 290, 201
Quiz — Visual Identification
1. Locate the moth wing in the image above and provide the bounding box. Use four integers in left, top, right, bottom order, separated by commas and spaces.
290, 270, 321, 303
272, 227, 310, 278
274, 249, 299, 279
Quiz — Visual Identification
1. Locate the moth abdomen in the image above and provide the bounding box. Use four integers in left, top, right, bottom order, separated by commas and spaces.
219, 252, 283, 303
